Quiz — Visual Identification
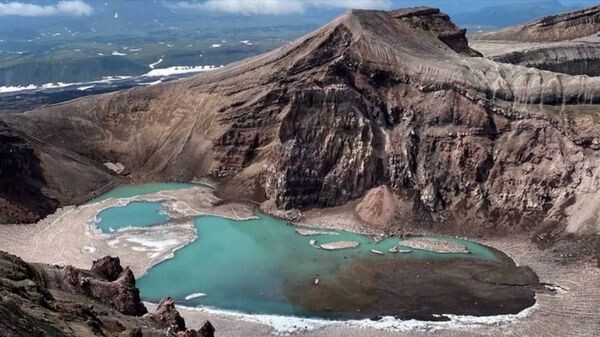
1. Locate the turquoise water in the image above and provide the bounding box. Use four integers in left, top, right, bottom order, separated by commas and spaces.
136, 211, 501, 318
96, 201, 170, 233
87, 182, 200, 203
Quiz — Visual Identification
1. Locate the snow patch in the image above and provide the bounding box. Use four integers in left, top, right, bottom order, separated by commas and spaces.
185, 293, 207, 300
143, 65, 221, 77
83, 245, 97, 253
77, 85, 95, 91
112, 50, 126, 56
125, 237, 179, 251
149, 57, 163, 69
0, 84, 37, 93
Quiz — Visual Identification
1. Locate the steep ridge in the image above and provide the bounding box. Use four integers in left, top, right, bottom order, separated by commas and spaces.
3, 8, 600, 239
472, 5, 600, 76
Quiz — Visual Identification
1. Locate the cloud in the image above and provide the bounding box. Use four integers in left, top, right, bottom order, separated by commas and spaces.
173, 0, 391, 15
0, 0, 93, 17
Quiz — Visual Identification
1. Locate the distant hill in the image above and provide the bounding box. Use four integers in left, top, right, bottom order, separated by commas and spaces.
452, 0, 574, 29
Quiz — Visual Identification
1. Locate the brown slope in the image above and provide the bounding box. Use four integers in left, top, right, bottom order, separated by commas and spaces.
0, 121, 121, 223
3, 8, 600, 238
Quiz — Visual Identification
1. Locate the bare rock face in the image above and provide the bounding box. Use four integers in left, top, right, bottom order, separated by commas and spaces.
0, 251, 214, 337
3, 7, 600, 239
60, 262, 148, 316
0, 121, 58, 223
146, 297, 186, 332
0, 120, 119, 224
390, 7, 482, 57
487, 44, 600, 76
91, 255, 124, 281
194, 322, 215, 337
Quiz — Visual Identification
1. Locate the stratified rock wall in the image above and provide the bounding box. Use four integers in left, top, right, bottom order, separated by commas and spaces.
3, 7, 600, 235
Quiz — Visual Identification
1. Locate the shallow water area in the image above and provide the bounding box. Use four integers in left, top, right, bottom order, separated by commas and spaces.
95, 201, 170, 233
134, 212, 534, 319
88, 184, 538, 320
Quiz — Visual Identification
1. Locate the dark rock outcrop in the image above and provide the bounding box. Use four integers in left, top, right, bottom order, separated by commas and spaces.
0, 120, 120, 224
390, 7, 482, 57
146, 297, 186, 332
0, 251, 214, 337
62, 264, 148, 316
91, 255, 124, 281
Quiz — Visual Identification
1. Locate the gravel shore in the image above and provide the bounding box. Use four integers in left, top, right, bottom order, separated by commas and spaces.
2, 186, 598, 336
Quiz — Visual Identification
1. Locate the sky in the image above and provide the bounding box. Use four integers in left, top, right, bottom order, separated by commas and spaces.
0, 0, 598, 17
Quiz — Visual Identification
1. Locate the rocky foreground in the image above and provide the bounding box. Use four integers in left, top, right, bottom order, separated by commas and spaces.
0, 251, 214, 337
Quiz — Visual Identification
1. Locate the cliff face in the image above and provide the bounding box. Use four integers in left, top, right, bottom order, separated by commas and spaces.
3, 8, 600, 237
0, 252, 213, 337
0, 121, 119, 223
472, 5, 600, 77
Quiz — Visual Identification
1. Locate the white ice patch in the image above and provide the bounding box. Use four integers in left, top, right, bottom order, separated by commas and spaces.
543, 284, 569, 294
185, 293, 207, 300
41, 82, 72, 89
0, 84, 37, 93
240, 40, 253, 45
103, 162, 125, 174
112, 50, 126, 56
176, 302, 537, 334
83, 245, 97, 253
140, 79, 163, 86
101, 75, 132, 81
143, 65, 221, 77
77, 85, 95, 91
149, 57, 163, 69
125, 237, 179, 251
211, 44, 221, 48
107, 239, 120, 247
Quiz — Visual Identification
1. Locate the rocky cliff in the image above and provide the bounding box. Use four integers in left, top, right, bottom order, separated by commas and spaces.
472, 5, 600, 76
0, 252, 213, 337
0, 120, 120, 223
3, 7, 600, 239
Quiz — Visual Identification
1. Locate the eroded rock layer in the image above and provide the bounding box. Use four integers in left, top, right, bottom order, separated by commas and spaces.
2, 7, 600, 237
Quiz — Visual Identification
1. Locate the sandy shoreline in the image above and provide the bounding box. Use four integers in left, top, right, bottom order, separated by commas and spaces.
0, 186, 254, 276
1, 186, 599, 336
